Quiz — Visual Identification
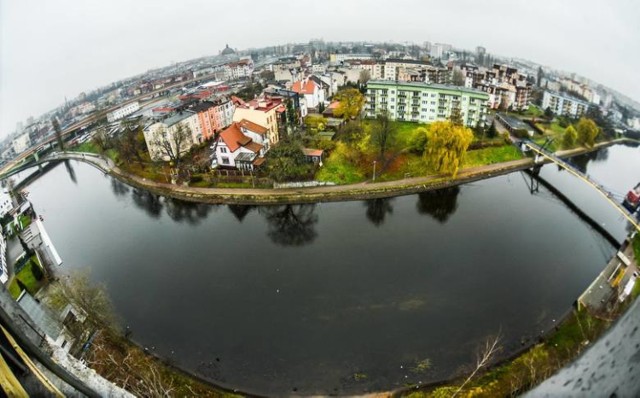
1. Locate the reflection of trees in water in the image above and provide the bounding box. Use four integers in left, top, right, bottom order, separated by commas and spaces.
227, 205, 256, 222
416, 187, 460, 223
110, 178, 130, 196
259, 204, 318, 246
164, 198, 213, 224
63, 160, 77, 184
569, 149, 607, 172
131, 188, 163, 218
364, 198, 393, 227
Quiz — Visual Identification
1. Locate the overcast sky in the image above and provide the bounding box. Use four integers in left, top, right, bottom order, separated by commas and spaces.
1, 0, 638, 137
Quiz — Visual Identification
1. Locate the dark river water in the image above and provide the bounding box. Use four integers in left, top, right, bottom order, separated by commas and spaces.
24, 143, 639, 395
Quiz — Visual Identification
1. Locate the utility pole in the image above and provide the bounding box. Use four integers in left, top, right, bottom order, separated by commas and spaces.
372, 160, 377, 182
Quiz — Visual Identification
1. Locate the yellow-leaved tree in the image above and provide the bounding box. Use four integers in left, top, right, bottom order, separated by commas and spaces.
575, 117, 600, 148
425, 121, 474, 177
333, 88, 365, 120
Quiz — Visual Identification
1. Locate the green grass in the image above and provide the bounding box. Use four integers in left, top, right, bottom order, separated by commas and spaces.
633, 234, 640, 262
71, 141, 101, 154
463, 145, 524, 168
8, 256, 45, 299
316, 158, 367, 184
18, 214, 31, 230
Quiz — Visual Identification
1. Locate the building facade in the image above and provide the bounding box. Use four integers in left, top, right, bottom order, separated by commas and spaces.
365, 80, 489, 127
212, 120, 269, 170
542, 91, 590, 118
142, 111, 201, 161
107, 101, 140, 123
232, 98, 283, 146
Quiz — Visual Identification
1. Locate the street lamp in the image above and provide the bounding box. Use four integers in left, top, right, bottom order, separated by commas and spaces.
372, 160, 377, 182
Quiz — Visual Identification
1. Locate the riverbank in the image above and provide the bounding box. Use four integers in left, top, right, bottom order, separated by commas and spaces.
49, 139, 626, 205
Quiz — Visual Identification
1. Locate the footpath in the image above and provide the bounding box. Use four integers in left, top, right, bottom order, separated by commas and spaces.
49, 140, 622, 205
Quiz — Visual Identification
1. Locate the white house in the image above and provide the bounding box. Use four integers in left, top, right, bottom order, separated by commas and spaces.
291, 78, 325, 109
143, 111, 201, 161
212, 120, 269, 171
107, 101, 140, 123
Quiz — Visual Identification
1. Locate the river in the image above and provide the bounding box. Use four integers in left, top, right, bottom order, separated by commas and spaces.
24, 143, 639, 395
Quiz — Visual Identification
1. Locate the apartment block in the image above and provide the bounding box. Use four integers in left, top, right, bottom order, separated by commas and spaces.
365, 80, 489, 127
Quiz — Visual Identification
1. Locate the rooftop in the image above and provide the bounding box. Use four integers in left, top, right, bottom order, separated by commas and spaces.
366, 80, 489, 97
163, 110, 196, 127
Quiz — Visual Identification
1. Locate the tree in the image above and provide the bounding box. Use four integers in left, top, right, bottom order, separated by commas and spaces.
449, 103, 464, 126
259, 205, 318, 246
575, 117, 600, 147
371, 112, 396, 158
561, 125, 578, 149
333, 88, 365, 120
544, 106, 554, 120
265, 140, 310, 182
286, 99, 300, 127
424, 121, 474, 177
358, 69, 371, 86
51, 117, 64, 151
486, 121, 498, 139
536, 66, 544, 87
259, 70, 275, 81
407, 127, 429, 154
112, 121, 144, 165
304, 114, 328, 132
452, 69, 465, 86
149, 123, 193, 167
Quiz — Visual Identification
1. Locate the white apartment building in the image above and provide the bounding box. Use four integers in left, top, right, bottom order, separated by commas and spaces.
107, 101, 140, 123
365, 80, 489, 127
143, 111, 200, 161
542, 91, 590, 118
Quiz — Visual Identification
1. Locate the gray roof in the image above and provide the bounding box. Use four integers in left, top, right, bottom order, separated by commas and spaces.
163, 111, 196, 127
367, 80, 489, 96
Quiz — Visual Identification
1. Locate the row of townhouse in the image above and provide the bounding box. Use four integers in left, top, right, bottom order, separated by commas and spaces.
459, 63, 531, 111
542, 91, 590, 118
365, 80, 490, 127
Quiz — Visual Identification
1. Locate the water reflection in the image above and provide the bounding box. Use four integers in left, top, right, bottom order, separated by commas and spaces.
110, 178, 130, 197
131, 188, 163, 219
228, 205, 256, 222
416, 187, 460, 223
63, 160, 77, 184
259, 204, 318, 246
364, 198, 394, 226
164, 198, 214, 225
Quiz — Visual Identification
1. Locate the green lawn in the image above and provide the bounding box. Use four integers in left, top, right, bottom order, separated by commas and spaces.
18, 214, 32, 230
8, 256, 45, 299
463, 145, 524, 167
316, 158, 367, 184
71, 141, 101, 154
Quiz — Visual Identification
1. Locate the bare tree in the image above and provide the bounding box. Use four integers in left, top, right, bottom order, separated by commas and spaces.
150, 123, 193, 167
371, 112, 396, 159
51, 117, 64, 151
452, 334, 502, 397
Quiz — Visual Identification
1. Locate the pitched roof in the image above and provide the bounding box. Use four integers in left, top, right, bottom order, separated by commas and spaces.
238, 119, 267, 135
292, 79, 318, 95
244, 141, 263, 153
219, 123, 252, 152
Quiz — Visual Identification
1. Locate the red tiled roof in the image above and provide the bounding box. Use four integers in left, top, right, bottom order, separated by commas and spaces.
238, 119, 267, 135
231, 96, 246, 106
302, 148, 324, 157
291, 79, 317, 95
327, 101, 340, 109
219, 123, 252, 152
252, 157, 266, 167
244, 142, 263, 153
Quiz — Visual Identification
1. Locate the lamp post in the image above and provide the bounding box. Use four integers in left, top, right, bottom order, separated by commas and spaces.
372, 160, 377, 182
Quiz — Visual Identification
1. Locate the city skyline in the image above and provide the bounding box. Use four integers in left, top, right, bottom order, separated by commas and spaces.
1, 0, 639, 137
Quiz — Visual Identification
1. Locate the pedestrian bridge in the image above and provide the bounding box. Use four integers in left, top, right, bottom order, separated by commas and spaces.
523, 140, 640, 231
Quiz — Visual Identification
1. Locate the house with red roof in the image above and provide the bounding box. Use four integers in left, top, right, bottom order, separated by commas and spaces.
291, 78, 325, 109
232, 98, 284, 146
211, 119, 270, 171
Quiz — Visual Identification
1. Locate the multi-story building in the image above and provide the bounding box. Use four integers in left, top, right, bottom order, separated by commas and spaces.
224, 59, 254, 80
329, 53, 373, 64
291, 78, 325, 109
142, 111, 201, 161
107, 101, 140, 123
232, 97, 284, 147
12, 132, 31, 154
365, 80, 489, 127
542, 91, 590, 118
190, 98, 235, 140
460, 63, 531, 110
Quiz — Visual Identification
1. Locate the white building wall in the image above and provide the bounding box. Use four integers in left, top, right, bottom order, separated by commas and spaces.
107, 102, 140, 123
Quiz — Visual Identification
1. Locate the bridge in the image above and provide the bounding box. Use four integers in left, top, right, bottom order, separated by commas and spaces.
523, 140, 640, 231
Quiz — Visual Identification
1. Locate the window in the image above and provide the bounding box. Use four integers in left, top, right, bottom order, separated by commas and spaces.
222, 157, 230, 165
220, 147, 228, 153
